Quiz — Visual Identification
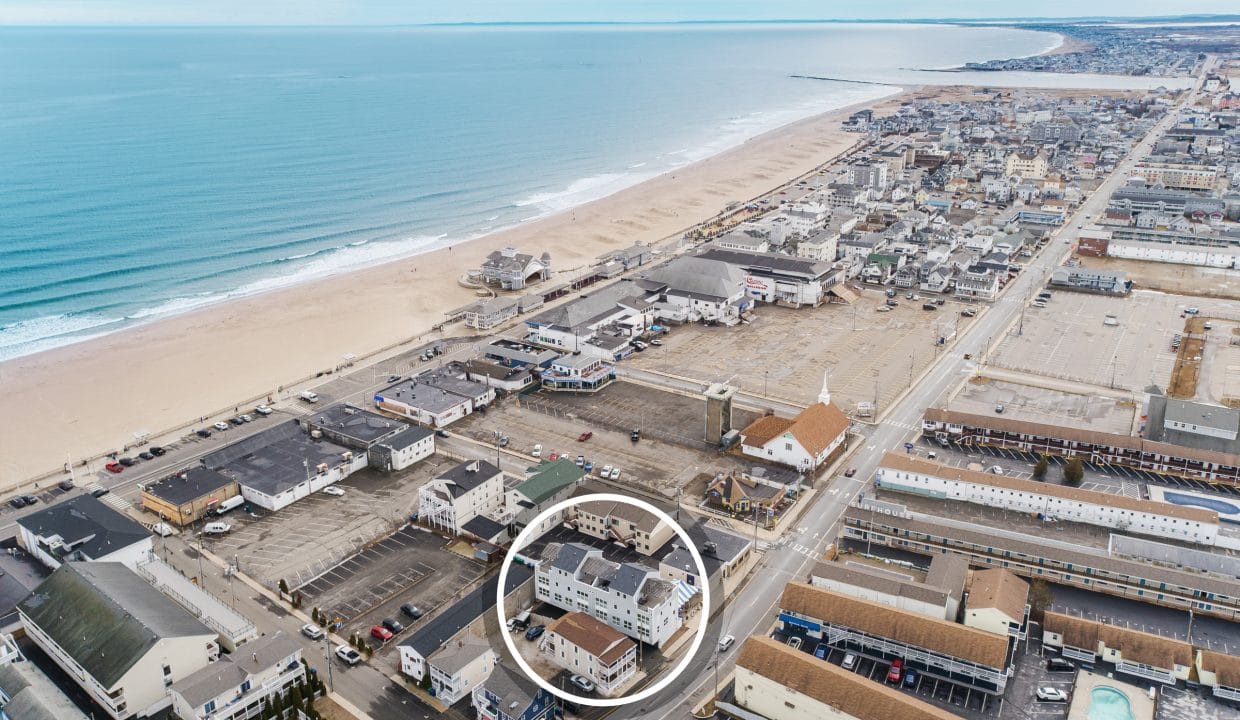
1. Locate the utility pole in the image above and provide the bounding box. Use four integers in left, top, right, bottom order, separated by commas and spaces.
1019, 290, 1028, 336
324, 642, 335, 693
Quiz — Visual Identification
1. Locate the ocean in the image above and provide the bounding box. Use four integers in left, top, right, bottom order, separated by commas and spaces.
0, 22, 1058, 360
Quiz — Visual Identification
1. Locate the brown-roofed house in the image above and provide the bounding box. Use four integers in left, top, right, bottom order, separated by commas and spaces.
964, 569, 1029, 638
779, 582, 1011, 691
1042, 611, 1193, 682
543, 612, 637, 696
740, 401, 849, 472
736, 635, 958, 720
705, 474, 782, 514
1198, 649, 1240, 693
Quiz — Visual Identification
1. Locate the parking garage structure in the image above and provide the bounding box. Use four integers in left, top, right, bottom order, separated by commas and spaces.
775, 581, 1014, 696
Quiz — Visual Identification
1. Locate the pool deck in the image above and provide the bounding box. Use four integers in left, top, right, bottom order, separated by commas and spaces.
1150, 485, 1240, 525
1067, 671, 1154, 720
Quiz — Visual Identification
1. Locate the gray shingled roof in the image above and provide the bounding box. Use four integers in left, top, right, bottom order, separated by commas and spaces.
16, 495, 150, 562
171, 632, 300, 708
642, 256, 744, 302
0, 662, 89, 720
438, 460, 502, 497
18, 562, 213, 689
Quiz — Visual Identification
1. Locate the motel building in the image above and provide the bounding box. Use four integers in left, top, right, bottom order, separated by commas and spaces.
874, 452, 1220, 546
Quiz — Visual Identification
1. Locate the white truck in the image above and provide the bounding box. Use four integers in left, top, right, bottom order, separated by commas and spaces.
299, 390, 319, 403
214, 495, 245, 515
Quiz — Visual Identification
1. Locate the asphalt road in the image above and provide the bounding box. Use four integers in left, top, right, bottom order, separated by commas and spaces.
619, 70, 1205, 720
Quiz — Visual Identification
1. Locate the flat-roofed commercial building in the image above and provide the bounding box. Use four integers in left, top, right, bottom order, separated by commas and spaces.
1042, 611, 1193, 685
922, 407, 1240, 489
18, 494, 153, 571
694, 247, 843, 308
875, 452, 1219, 545
733, 635, 957, 720
777, 582, 1012, 694
840, 506, 1240, 621
141, 467, 239, 527
810, 554, 965, 622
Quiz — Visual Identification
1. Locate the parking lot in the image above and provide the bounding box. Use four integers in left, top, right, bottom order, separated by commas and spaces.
296, 525, 485, 643
772, 628, 1002, 719
627, 293, 976, 415
951, 377, 1137, 436
989, 289, 1184, 393
1047, 585, 1240, 655
200, 454, 459, 588
455, 382, 772, 497
910, 438, 1141, 499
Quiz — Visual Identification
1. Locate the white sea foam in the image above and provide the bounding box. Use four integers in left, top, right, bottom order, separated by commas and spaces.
0, 313, 125, 360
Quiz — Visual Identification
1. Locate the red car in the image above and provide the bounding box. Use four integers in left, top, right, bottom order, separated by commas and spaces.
105, 461, 124, 473
886, 658, 904, 683
577, 431, 593, 442
370, 625, 393, 642
548, 451, 560, 461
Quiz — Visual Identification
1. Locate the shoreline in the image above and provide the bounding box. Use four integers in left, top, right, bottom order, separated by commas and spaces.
0, 86, 910, 486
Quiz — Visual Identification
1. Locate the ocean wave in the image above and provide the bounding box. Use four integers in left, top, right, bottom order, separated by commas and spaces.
512, 171, 660, 215
0, 313, 125, 360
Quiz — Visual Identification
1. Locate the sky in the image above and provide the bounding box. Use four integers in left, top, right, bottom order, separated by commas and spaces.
1, 0, 1238, 26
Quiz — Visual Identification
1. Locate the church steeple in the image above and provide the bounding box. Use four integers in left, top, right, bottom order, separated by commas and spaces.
818, 370, 831, 406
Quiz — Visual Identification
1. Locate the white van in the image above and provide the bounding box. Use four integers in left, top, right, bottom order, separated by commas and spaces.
214, 496, 245, 515
299, 390, 319, 403
203, 522, 231, 535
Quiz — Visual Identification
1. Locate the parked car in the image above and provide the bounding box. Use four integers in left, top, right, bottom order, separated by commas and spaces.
577, 431, 593, 442
139, 451, 155, 460
719, 635, 736, 652
842, 652, 858, 670
599, 465, 613, 478
149, 446, 166, 456
213, 421, 229, 431
877, 306, 891, 313
118, 457, 136, 467
203, 522, 231, 535
1186, 307, 1200, 315
995, 403, 1005, 414
335, 645, 362, 665
583, 460, 593, 472
532, 444, 542, 458
239, 414, 253, 423
254, 405, 273, 415
106, 461, 124, 473
229, 417, 245, 426
381, 618, 404, 634
19, 495, 38, 506
548, 451, 560, 461
524, 624, 545, 641
196, 429, 212, 438
400, 603, 423, 619
302, 624, 325, 640
1036, 687, 1068, 702
650, 339, 663, 346
570, 675, 595, 693
575, 455, 585, 467
1047, 657, 1075, 672
903, 669, 919, 687
322, 486, 345, 496
961, 308, 976, 317
609, 468, 622, 480
497, 435, 509, 447
886, 658, 903, 683
370, 625, 393, 642
630, 429, 641, 442
57, 479, 75, 491
8, 498, 27, 509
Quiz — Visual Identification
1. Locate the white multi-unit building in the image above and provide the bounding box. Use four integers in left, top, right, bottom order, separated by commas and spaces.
536, 543, 685, 647
566, 499, 675, 556
417, 460, 507, 541
875, 452, 1219, 545
541, 612, 638, 697
17, 495, 153, 571
19, 562, 219, 720
168, 633, 303, 720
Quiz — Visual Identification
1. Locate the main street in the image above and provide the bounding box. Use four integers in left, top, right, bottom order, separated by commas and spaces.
624, 70, 1206, 720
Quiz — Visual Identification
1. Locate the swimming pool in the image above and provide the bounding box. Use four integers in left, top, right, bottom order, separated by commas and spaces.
1088, 686, 1135, 720
1162, 490, 1240, 523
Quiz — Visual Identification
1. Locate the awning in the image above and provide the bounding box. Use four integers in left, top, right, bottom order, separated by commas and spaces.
675, 580, 701, 604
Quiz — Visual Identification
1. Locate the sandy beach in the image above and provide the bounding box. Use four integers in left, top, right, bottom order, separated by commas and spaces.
0, 88, 913, 487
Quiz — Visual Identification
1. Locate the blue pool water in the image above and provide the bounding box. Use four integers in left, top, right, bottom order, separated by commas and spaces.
1163, 491, 1240, 523
1088, 687, 1135, 720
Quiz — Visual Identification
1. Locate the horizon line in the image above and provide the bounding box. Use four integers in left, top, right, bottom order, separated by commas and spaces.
1, 13, 1239, 29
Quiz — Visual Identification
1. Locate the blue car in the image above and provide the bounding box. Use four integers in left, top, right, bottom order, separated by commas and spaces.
524, 624, 545, 641
903, 669, 918, 688
584, 461, 594, 472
